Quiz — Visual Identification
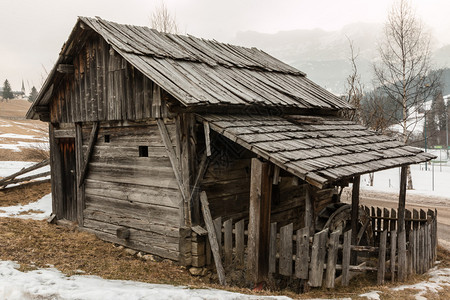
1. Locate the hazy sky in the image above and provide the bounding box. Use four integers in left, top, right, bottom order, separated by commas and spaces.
1, 0, 450, 93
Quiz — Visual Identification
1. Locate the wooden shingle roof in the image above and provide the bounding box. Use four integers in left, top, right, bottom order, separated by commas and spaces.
79, 17, 351, 110
200, 114, 435, 187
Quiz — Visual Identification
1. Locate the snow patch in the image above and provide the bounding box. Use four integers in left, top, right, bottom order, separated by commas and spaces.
0, 261, 291, 300
359, 291, 381, 299
0, 194, 51, 220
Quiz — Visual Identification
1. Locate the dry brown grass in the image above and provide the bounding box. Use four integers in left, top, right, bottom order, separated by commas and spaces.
0, 181, 51, 207
21, 144, 50, 161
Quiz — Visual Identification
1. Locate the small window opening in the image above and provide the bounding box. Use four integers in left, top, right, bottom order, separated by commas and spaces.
139, 146, 149, 157
104, 135, 110, 143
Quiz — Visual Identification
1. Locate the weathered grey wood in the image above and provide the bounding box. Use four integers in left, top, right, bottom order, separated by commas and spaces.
383, 208, 390, 232
75, 123, 84, 226
0, 171, 50, 188
279, 223, 293, 276
223, 218, 233, 266
295, 227, 310, 279
325, 230, 340, 288
341, 230, 352, 286
405, 209, 412, 237
188, 152, 209, 225
304, 186, 314, 236
390, 208, 397, 231
203, 121, 211, 157
424, 223, 430, 271
200, 192, 226, 285
398, 166, 407, 234
408, 229, 414, 275
398, 229, 407, 281
269, 222, 277, 274
213, 217, 222, 255
390, 229, 397, 282
351, 175, 360, 265
247, 158, 272, 283
376, 207, 382, 244
308, 228, 328, 287
235, 219, 245, 267
78, 122, 99, 187
377, 230, 387, 285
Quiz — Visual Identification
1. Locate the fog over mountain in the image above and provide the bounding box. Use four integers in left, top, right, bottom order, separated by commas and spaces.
232, 22, 450, 95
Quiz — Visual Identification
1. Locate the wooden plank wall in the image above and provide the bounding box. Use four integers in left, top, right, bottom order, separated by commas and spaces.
81, 121, 183, 261
49, 36, 162, 124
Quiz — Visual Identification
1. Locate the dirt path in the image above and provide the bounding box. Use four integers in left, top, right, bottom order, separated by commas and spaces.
342, 188, 450, 250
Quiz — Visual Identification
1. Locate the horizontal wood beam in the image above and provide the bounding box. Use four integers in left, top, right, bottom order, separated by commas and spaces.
57, 64, 75, 74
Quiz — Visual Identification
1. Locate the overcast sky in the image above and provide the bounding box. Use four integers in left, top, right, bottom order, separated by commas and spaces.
1, 0, 450, 93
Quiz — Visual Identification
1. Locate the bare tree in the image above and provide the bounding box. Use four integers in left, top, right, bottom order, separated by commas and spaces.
374, 0, 441, 189
343, 38, 364, 123
150, 1, 179, 34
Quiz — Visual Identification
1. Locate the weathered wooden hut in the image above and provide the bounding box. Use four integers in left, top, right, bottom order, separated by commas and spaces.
27, 17, 436, 287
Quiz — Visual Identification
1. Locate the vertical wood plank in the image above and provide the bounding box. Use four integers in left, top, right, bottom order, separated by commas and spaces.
223, 218, 233, 266
341, 230, 352, 286
390, 208, 397, 231
308, 228, 328, 287
75, 123, 84, 226
304, 186, 314, 236
405, 209, 412, 238
279, 223, 293, 276
390, 229, 397, 282
377, 230, 387, 285
235, 219, 245, 267
408, 229, 414, 276
325, 230, 340, 288
383, 208, 390, 232
213, 217, 222, 256
398, 229, 407, 281
295, 227, 310, 279
268, 222, 277, 274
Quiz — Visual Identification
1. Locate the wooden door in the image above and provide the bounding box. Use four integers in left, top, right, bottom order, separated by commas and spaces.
58, 138, 77, 221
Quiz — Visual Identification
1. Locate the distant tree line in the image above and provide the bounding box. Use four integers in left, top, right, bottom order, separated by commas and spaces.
0, 79, 38, 103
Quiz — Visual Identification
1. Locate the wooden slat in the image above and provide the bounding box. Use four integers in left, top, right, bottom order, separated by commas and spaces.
213, 217, 222, 256
269, 222, 277, 274
325, 230, 340, 288
223, 218, 233, 266
377, 230, 387, 285
398, 229, 407, 281
295, 227, 310, 279
200, 192, 226, 285
390, 229, 397, 282
235, 219, 245, 267
279, 223, 293, 276
308, 228, 328, 287
341, 230, 352, 286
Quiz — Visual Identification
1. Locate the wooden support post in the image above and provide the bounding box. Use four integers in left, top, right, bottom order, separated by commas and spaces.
247, 158, 272, 284
78, 122, 99, 187
398, 166, 408, 281
200, 191, 226, 285
351, 175, 360, 265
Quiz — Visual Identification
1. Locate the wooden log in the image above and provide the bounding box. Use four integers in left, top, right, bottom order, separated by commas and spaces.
377, 230, 387, 285
390, 229, 397, 282
78, 122, 99, 187
325, 230, 340, 288
0, 159, 49, 186
200, 192, 226, 285
351, 175, 360, 265
341, 230, 352, 286
398, 166, 407, 233
295, 227, 309, 279
308, 228, 328, 287
279, 223, 293, 276
269, 222, 277, 274
235, 219, 245, 267
223, 218, 233, 266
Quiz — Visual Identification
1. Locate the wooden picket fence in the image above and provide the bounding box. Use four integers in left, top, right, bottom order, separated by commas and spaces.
210, 205, 438, 288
